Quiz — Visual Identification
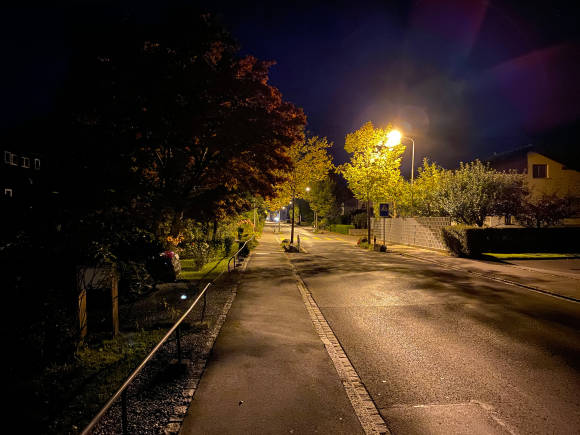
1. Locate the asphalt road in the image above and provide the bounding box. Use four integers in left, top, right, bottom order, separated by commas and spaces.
282, 224, 580, 435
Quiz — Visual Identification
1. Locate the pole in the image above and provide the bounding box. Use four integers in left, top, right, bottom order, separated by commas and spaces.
367, 198, 371, 243
253, 200, 256, 232
291, 189, 296, 244
410, 138, 415, 216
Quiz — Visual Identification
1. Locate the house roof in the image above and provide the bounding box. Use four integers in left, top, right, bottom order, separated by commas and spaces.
487, 143, 580, 172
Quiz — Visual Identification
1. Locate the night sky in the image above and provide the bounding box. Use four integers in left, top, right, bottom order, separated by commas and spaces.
2, 0, 579, 173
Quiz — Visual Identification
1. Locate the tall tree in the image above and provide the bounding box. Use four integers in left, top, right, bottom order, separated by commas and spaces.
272, 136, 334, 243
63, 8, 306, 240
338, 122, 405, 242
409, 158, 448, 216
306, 177, 339, 230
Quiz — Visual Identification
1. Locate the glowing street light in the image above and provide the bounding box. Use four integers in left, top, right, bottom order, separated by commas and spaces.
386, 129, 416, 215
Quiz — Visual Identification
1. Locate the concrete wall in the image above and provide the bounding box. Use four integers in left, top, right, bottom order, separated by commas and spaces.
371, 217, 451, 251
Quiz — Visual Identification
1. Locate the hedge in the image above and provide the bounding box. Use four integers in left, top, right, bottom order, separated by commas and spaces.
441, 226, 580, 257
329, 224, 355, 235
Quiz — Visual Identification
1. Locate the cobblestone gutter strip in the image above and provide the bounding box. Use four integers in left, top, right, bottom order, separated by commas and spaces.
286, 258, 390, 435
393, 251, 580, 304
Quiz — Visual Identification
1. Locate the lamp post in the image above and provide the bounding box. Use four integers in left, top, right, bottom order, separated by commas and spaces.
305, 186, 314, 230
387, 130, 416, 215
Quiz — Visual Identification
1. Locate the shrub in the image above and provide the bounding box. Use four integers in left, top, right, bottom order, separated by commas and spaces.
441, 226, 473, 257
516, 194, 574, 228
329, 224, 355, 235
352, 212, 368, 229
224, 236, 235, 255
441, 226, 580, 257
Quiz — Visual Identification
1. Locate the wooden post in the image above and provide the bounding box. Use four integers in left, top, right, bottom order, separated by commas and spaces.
78, 289, 87, 340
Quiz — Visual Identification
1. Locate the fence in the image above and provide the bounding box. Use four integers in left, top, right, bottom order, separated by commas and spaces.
371, 217, 451, 251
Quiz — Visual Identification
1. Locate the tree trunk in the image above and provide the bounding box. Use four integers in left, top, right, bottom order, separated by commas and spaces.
367, 197, 371, 243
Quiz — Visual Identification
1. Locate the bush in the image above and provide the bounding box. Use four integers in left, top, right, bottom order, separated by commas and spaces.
441, 226, 580, 257
352, 212, 368, 229
224, 236, 235, 255
516, 194, 574, 228
329, 224, 355, 235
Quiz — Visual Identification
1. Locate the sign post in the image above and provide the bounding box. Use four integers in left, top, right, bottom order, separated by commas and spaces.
379, 203, 389, 245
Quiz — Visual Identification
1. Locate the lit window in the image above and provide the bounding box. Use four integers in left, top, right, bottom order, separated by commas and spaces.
34, 158, 41, 170
9, 153, 18, 166
22, 156, 30, 168
3, 151, 10, 164
4, 188, 13, 197
532, 164, 547, 178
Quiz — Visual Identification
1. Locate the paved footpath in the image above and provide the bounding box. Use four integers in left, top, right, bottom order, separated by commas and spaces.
180, 231, 365, 434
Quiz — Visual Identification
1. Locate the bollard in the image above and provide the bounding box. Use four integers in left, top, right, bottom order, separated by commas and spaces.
297, 234, 300, 252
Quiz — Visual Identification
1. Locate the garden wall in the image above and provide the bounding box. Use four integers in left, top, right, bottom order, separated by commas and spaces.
371, 217, 451, 250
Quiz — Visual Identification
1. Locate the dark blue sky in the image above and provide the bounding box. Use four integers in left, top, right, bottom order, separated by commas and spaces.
1, 1, 579, 171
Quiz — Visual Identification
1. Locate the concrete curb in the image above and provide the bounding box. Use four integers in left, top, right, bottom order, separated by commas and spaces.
284, 254, 390, 435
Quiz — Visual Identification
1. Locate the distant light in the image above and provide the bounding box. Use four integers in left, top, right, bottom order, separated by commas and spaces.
180, 294, 187, 300
305, 186, 311, 192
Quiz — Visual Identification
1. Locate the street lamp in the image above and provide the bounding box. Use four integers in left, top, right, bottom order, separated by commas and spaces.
386, 129, 415, 215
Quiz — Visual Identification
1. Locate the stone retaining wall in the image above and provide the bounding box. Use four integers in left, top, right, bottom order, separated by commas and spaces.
371, 217, 451, 251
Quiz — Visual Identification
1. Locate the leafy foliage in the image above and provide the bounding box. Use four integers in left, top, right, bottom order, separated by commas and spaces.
436, 160, 527, 227
339, 121, 405, 238
63, 8, 306, 238
516, 194, 574, 228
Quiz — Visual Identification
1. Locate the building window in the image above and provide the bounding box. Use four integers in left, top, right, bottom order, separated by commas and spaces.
34, 158, 41, 170
4, 151, 10, 164
4, 188, 13, 197
22, 156, 30, 168
532, 164, 547, 178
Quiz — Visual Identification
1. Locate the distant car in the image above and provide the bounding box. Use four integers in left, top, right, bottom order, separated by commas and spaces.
147, 250, 181, 282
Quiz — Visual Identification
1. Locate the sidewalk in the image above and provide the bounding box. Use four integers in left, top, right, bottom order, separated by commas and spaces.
179, 231, 364, 434
308, 226, 580, 301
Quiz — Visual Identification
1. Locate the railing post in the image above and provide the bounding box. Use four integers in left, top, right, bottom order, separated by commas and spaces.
201, 291, 207, 322
176, 325, 182, 364
297, 234, 300, 251
121, 390, 128, 435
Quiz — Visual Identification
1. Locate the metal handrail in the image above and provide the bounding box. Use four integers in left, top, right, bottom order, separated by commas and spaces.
228, 234, 255, 272
82, 233, 255, 435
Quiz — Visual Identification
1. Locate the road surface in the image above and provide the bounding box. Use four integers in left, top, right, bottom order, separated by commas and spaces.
281, 224, 580, 435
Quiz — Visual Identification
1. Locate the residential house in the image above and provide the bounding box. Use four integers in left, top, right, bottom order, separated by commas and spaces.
488, 144, 580, 223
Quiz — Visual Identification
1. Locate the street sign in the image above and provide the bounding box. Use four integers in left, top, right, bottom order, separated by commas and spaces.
379, 203, 389, 217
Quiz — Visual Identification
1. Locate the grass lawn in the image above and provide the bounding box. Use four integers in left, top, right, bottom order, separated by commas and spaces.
38, 328, 167, 433
483, 252, 580, 260
179, 256, 231, 281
